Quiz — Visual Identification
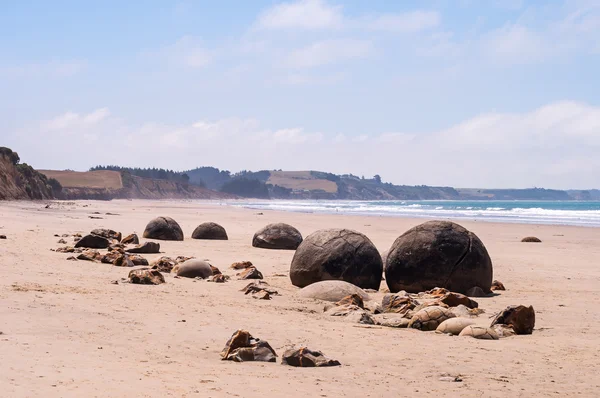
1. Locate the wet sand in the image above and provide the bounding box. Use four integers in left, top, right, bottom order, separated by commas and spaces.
1, 199, 600, 397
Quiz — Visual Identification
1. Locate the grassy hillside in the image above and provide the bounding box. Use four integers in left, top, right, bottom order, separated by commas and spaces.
40, 170, 123, 189
267, 171, 338, 193
0, 147, 61, 200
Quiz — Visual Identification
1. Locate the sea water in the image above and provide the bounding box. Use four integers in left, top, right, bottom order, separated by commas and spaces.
228, 200, 600, 227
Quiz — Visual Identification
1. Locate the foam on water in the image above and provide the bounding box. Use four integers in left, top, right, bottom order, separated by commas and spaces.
226, 200, 600, 227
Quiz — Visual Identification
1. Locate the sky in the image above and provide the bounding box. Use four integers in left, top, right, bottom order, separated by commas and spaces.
1, 0, 600, 189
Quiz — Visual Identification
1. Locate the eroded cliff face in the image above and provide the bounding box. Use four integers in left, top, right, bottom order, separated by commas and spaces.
0, 148, 59, 200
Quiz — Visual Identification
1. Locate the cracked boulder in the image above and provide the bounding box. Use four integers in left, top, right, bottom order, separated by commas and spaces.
491, 305, 535, 335
128, 268, 165, 285
126, 241, 160, 254
121, 233, 139, 245
143, 216, 184, 241
220, 330, 277, 362
290, 228, 383, 290
74, 234, 110, 249
385, 221, 493, 294
90, 228, 121, 242
252, 223, 302, 250
298, 280, 370, 302
191, 222, 228, 240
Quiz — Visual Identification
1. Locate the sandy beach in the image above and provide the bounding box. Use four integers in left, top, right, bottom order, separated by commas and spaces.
1, 199, 600, 397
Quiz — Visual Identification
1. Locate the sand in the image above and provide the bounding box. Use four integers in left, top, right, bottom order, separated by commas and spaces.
1, 199, 600, 397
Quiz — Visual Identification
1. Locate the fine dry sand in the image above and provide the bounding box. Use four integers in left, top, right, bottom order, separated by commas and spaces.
1, 200, 600, 397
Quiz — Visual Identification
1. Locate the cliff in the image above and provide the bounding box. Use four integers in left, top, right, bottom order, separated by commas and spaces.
0, 147, 60, 200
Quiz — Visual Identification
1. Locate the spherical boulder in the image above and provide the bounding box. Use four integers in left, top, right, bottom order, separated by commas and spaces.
191, 222, 228, 240
298, 280, 370, 302
290, 229, 383, 290
435, 317, 476, 335
385, 221, 493, 294
143, 217, 184, 241
176, 259, 213, 279
252, 223, 302, 250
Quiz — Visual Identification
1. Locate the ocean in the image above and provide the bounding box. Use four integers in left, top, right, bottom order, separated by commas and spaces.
228, 200, 600, 227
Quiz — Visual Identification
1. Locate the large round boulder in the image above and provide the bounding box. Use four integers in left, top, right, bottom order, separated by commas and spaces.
385, 221, 492, 294
191, 222, 228, 240
143, 217, 184, 241
298, 280, 370, 302
290, 229, 383, 290
252, 223, 302, 250
175, 259, 213, 279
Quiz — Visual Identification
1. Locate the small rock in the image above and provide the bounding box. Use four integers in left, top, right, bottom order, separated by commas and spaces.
281, 348, 341, 367
491, 305, 535, 335
91, 228, 122, 241
0, 235, 7, 239
373, 314, 410, 328
242, 281, 278, 295
210, 265, 222, 275
231, 261, 253, 269
126, 241, 160, 254
253, 290, 271, 300
220, 330, 277, 362
521, 236, 542, 243
491, 280, 506, 291
439, 292, 479, 309
381, 293, 418, 315
66, 256, 77, 261
128, 254, 149, 266
128, 268, 165, 285
491, 324, 517, 338
209, 274, 229, 283
77, 249, 103, 262
151, 256, 177, 273
335, 294, 364, 309
121, 233, 139, 245
57, 238, 67, 244
238, 266, 263, 280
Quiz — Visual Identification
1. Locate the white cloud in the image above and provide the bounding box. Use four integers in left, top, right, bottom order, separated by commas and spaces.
41, 108, 109, 132
482, 24, 549, 64
255, 0, 343, 30
285, 39, 372, 68
10, 101, 600, 189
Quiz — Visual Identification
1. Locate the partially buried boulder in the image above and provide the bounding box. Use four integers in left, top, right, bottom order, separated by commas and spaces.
143, 217, 184, 241
521, 236, 542, 243
74, 234, 110, 249
491, 280, 506, 291
176, 259, 213, 279
435, 317, 476, 335
126, 242, 160, 254
128, 268, 165, 285
298, 280, 370, 303
238, 267, 263, 280
408, 306, 455, 331
252, 223, 302, 250
459, 326, 499, 340
385, 221, 493, 294
282, 348, 341, 367
191, 222, 228, 240
490, 305, 535, 335
290, 228, 383, 290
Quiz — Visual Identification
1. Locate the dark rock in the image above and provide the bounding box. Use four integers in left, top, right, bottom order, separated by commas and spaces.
439, 292, 479, 309
491, 280, 506, 291
0, 235, 6, 239
150, 256, 177, 273
521, 236, 542, 243
55, 246, 82, 253
290, 228, 382, 290
121, 233, 139, 245
231, 261, 253, 269
252, 223, 302, 250
238, 267, 263, 280
491, 305, 535, 335
253, 290, 271, 300
210, 274, 229, 283
242, 281, 279, 296
143, 216, 184, 241
57, 238, 67, 244
281, 348, 341, 367
128, 268, 165, 285
191, 222, 228, 240
220, 330, 277, 362
381, 293, 418, 315
335, 294, 364, 309
210, 265, 222, 275
385, 221, 493, 294
175, 259, 213, 279
74, 234, 110, 249
113, 254, 134, 267
90, 228, 121, 242
126, 242, 160, 254
77, 249, 103, 262
101, 251, 121, 264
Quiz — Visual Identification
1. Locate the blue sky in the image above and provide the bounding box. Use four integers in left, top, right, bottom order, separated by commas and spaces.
2, 0, 599, 188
